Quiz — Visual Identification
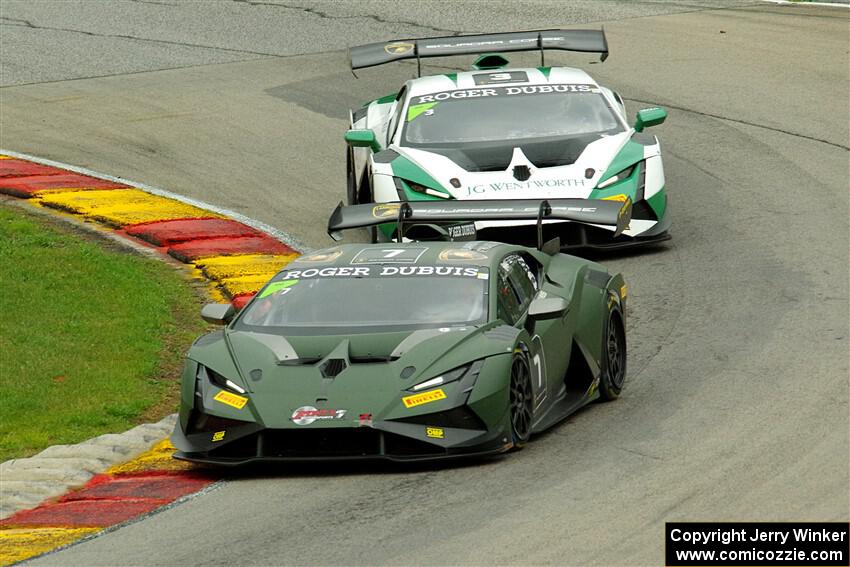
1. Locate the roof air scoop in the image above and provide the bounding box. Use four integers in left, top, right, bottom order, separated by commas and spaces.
473, 53, 510, 70
513, 165, 531, 181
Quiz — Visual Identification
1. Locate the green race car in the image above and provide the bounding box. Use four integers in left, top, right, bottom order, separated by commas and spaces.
171, 200, 630, 463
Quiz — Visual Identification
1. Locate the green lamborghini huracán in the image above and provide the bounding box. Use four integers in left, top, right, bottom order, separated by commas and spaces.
171, 199, 630, 463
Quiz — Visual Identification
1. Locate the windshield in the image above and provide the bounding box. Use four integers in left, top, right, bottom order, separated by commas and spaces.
235, 263, 489, 332
402, 84, 623, 146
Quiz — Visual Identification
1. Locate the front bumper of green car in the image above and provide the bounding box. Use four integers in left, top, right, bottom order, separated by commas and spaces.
171, 406, 513, 465
171, 357, 516, 465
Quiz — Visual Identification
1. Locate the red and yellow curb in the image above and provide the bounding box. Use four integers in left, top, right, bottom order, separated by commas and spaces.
0, 442, 215, 565
0, 155, 301, 308
0, 154, 302, 564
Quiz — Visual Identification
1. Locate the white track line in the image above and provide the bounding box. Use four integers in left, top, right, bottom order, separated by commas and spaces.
0, 148, 312, 253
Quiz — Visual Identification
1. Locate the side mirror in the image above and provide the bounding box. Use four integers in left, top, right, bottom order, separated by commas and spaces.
528, 297, 569, 321
633, 107, 667, 132
344, 129, 380, 152
201, 303, 235, 325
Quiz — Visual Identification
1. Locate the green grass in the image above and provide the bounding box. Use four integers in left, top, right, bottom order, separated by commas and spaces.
0, 205, 207, 461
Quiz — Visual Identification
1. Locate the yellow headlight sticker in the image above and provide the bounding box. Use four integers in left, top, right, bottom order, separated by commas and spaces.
214, 390, 248, 410
212, 431, 226, 442
402, 388, 447, 409
620, 283, 628, 299
426, 427, 445, 439
602, 193, 629, 202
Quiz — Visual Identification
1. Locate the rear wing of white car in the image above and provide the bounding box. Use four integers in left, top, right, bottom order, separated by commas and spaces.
349, 29, 608, 75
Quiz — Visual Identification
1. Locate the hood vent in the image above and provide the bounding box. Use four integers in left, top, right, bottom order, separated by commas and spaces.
320, 358, 347, 378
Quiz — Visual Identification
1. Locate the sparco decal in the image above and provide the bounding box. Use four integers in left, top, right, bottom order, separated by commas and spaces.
466, 178, 588, 196
291, 406, 348, 425
413, 84, 595, 104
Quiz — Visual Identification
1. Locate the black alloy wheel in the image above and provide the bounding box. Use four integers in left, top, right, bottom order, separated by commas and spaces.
509, 351, 534, 447
598, 309, 627, 401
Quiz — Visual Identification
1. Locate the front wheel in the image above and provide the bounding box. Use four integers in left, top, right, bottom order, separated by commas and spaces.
509, 350, 534, 448
598, 307, 627, 401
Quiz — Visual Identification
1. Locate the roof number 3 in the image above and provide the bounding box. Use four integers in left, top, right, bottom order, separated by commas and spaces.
489, 73, 512, 81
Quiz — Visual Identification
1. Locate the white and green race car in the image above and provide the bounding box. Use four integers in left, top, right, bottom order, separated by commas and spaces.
345, 29, 670, 249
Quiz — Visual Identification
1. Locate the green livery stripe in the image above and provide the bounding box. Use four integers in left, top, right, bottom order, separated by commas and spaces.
538, 67, 552, 80
364, 92, 397, 107
379, 222, 396, 239
444, 73, 458, 86
646, 188, 667, 219
375, 93, 397, 104
598, 140, 644, 185
391, 155, 445, 191
407, 102, 439, 122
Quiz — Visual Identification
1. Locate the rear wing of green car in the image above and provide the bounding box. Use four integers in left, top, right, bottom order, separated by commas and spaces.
327, 198, 631, 251
349, 29, 608, 74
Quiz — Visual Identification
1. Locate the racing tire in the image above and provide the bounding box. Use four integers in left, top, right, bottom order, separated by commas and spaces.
509, 350, 534, 448
598, 306, 627, 401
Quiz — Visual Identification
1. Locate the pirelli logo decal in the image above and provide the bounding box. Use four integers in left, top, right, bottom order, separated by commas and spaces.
402, 389, 447, 409
214, 390, 248, 410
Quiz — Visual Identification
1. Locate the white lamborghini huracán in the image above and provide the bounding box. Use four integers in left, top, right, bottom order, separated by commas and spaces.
345, 29, 670, 249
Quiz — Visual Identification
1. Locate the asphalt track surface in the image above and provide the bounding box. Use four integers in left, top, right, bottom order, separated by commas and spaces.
2, 1, 848, 565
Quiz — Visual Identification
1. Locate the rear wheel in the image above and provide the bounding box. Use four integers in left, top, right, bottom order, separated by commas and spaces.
598, 307, 626, 401
509, 351, 534, 448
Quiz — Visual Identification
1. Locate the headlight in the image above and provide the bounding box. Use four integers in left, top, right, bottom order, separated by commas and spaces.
198, 365, 246, 394
395, 177, 452, 200
410, 364, 469, 392
597, 164, 636, 189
